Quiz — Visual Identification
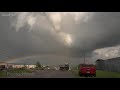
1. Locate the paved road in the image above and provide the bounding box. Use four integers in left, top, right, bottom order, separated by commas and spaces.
6, 70, 76, 78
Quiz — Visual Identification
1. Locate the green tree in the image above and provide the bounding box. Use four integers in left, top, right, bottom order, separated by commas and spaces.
36, 61, 42, 69
24, 64, 27, 69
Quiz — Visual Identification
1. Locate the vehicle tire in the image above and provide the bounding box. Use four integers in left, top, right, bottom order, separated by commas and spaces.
94, 74, 96, 77
79, 72, 82, 76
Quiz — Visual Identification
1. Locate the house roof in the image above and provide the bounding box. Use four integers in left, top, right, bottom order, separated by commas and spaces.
107, 57, 120, 61
96, 59, 104, 62
0, 62, 7, 65
96, 57, 120, 62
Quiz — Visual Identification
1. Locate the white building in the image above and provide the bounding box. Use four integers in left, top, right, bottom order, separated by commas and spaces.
26, 65, 36, 69
12, 65, 25, 69
6, 63, 36, 69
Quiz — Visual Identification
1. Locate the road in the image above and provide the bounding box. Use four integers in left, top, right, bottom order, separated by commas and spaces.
6, 70, 76, 78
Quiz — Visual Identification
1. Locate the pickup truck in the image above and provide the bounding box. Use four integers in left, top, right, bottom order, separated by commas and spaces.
78, 64, 96, 77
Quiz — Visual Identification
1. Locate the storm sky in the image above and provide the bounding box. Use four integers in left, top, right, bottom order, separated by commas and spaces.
1, 12, 120, 64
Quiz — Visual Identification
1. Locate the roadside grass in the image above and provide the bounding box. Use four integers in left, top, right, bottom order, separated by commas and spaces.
71, 67, 120, 78
96, 70, 120, 78
0, 71, 7, 77
71, 69, 81, 78
71, 66, 81, 78
0, 69, 33, 78
7, 68, 32, 73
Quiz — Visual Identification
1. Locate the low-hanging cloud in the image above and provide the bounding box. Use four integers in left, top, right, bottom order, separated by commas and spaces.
11, 12, 92, 47
1, 12, 120, 63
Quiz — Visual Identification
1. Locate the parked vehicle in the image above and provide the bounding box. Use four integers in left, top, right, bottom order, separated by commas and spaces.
78, 64, 96, 77
59, 63, 69, 71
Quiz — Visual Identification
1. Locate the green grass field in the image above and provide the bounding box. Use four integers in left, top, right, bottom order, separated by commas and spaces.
0, 71, 7, 77
71, 68, 120, 78
96, 70, 120, 78
0, 69, 32, 77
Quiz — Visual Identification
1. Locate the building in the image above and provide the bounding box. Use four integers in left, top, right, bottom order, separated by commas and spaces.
12, 64, 25, 69
26, 65, 36, 69
0, 63, 6, 70
96, 57, 120, 72
0, 63, 37, 69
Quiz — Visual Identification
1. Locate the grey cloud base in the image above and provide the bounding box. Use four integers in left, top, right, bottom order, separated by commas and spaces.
0, 12, 120, 63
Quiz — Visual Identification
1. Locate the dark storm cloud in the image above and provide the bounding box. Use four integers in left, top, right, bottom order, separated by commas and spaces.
72, 12, 120, 54
0, 13, 67, 61
1, 12, 120, 62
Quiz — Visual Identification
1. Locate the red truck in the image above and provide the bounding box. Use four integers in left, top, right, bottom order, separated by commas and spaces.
78, 64, 96, 77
